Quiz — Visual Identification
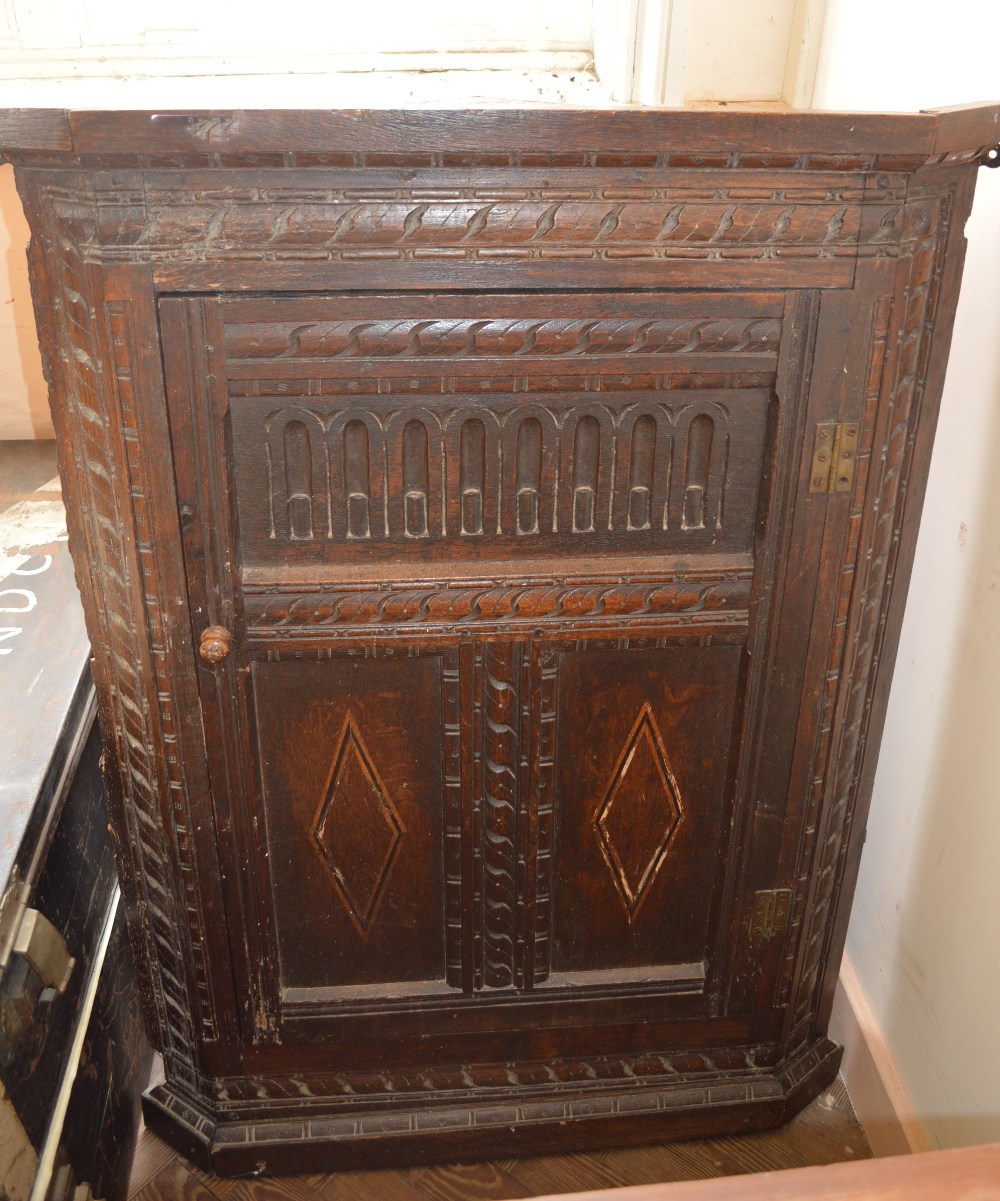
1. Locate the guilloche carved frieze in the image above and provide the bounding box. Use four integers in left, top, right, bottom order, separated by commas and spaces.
34, 174, 910, 266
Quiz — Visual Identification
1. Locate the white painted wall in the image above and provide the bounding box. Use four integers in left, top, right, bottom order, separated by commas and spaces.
814, 0, 1000, 1150
683, 0, 800, 102
0, 165, 48, 439
0, 0, 592, 76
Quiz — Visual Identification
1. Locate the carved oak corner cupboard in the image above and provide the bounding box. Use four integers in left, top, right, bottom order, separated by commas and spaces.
1, 104, 997, 1175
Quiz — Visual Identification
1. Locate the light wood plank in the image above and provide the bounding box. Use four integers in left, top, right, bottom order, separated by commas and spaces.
531, 1143, 1000, 1200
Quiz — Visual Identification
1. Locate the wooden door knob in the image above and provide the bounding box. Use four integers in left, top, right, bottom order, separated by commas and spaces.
199, 625, 232, 664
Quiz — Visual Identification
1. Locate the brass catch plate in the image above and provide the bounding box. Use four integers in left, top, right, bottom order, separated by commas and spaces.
750, 888, 792, 942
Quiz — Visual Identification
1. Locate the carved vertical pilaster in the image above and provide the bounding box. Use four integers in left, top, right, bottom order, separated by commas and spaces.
480, 643, 521, 989
461, 641, 555, 991
776, 292, 893, 1015
531, 645, 559, 985
16, 171, 202, 1070
443, 648, 464, 990
783, 172, 970, 1048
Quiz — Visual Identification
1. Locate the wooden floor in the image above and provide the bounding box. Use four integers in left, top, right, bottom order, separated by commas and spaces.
129, 1071, 871, 1201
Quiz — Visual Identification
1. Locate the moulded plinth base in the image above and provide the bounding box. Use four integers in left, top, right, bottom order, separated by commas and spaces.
142, 1036, 842, 1177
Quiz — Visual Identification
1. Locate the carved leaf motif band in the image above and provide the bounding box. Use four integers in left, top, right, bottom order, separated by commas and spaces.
70, 181, 907, 263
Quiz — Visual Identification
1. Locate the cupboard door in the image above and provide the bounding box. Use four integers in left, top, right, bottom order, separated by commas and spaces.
160, 285, 825, 1064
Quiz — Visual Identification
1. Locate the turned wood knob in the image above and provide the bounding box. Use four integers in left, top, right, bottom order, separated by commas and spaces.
199, 625, 232, 664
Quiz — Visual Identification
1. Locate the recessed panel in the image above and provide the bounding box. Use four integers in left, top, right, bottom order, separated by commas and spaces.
230, 387, 771, 565
550, 642, 743, 976
252, 654, 447, 993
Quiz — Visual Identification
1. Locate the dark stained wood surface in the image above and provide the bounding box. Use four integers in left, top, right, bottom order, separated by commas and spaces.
0, 109, 71, 153
60, 905, 155, 1201
3, 105, 995, 1175
1, 104, 998, 164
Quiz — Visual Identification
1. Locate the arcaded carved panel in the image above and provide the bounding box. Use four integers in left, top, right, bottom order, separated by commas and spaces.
232, 390, 770, 563
220, 294, 779, 566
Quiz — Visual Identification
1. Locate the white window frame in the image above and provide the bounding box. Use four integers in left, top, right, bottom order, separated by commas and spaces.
593, 0, 827, 107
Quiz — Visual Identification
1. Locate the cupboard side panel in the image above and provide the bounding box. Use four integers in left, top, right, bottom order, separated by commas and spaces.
15, 170, 241, 1081
806, 167, 979, 1040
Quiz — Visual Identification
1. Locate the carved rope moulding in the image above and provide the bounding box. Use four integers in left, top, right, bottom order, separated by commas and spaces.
242, 573, 754, 632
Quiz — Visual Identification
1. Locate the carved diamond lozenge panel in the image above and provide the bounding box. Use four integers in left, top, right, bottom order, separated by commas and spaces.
311, 716, 405, 935
595, 704, 683, 920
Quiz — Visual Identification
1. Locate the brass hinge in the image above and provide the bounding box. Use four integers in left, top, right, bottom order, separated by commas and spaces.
750, 888, 792, 942
0, 868, 75, 994
808, 422, 859, 494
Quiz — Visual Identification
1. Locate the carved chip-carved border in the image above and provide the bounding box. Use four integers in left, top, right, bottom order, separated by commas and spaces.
469, 643, 558, 991
223, 314, 784, 362
146, 1036, 840, 1166
103, 299, 218, 1046
24, 177, 204, 1067
445, 643, 557, 993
